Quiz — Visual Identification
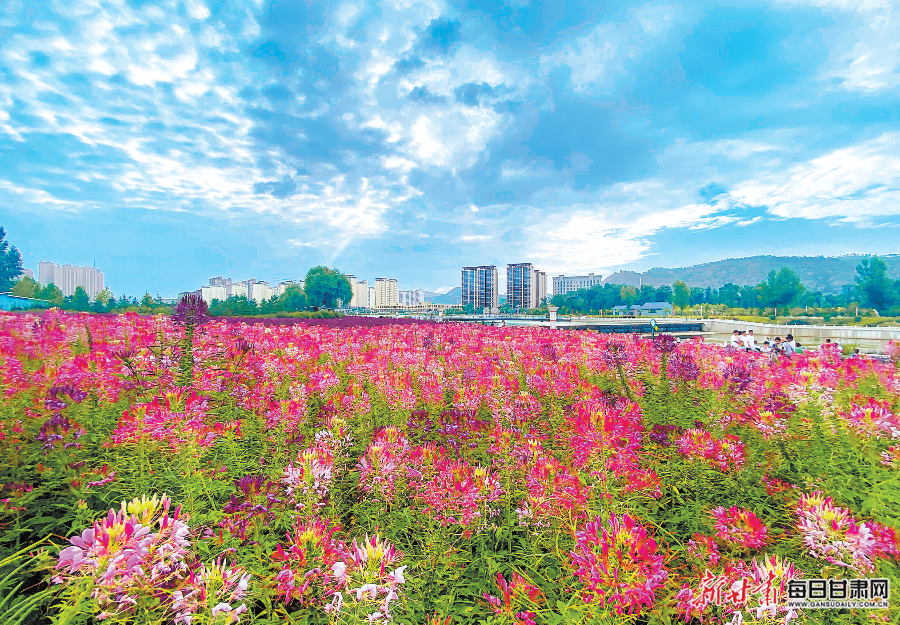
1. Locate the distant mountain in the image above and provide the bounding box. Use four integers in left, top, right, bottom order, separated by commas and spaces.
602, 255, 900, 294
426, 287, 461, 304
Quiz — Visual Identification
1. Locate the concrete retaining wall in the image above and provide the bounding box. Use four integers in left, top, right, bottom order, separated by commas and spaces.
698, 318, 900, 346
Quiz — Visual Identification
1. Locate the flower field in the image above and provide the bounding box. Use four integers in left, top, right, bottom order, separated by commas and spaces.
1, 310, 899, 625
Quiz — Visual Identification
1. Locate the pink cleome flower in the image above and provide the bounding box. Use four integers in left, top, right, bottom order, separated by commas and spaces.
417, 459, 501, 528
710, 506, 768, 550
325, 534, 408, 624
483, 571, 542, 625
271, 516, 345, 605
54, 494, 250, 624
685, 532, 721, 568
676, 429, 746, 472
796, 491, 899, 574
569, 514, 668, 615
844, 398, 900, 440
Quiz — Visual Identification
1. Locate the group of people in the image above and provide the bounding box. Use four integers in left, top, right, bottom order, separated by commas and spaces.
725, 330, 851, 357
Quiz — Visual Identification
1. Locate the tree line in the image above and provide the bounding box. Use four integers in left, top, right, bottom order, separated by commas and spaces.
550, 257, 900, 316
4, 224, 897, 317
2, 226, 355, 317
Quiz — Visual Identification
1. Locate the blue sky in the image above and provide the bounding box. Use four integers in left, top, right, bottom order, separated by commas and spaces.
2, 0, 900, 297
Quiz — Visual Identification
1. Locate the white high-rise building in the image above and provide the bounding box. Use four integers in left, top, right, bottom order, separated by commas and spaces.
368, 286, 376, 308
552, 273, 603, 296
38, 262, 104, 299
200, 284, 228, 303
398, 289, 426, 306
231, 279, 255, 300
251, 281, 276, 303
534, 270, 548, 306
345, 275, 358, 307
209, 276, 233, 298
278, 280, 302, 295
200, 277, 301, 305
356, 280, 369, 308
374, 278, 399, 307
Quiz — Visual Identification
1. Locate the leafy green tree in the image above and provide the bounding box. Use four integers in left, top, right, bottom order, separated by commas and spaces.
96, 287, 114, 307
717, 283, 739, 307
690, 287, 705, 305
11, 276, 40, 298
208, 295, 258, 316
854, 256, 896, 311
654, 285, 673, 303
72, 286, 90, 311
277, 285, 307, 312
739, 284, 761, 309
0, 227, 24, 292
40, 283, 64, 305
672, 280, 691, 311
141, 292, 156, 308
620, 285, 637, 306
638, 285, 656, 305
758, 267, 805, 312
304, 267, 353, 308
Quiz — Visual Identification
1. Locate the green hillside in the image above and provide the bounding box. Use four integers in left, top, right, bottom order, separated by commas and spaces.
426, 286, 461, 304
602, 255, 900, 294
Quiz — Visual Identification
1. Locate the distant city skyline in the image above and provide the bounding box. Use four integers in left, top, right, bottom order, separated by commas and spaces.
37, 261, 104, 300
3, 1, 900, 296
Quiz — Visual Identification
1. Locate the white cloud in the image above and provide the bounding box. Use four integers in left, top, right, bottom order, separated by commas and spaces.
704, 139, 784, 160
377, 44, 525, 170
777, 0, 900, 92
186, 1, 212, 20
730, 132, 900, 222
518, 179, 733, 273
286, 239, 318, 248
0, 180, 86, 210
407, 107, 506, 168
539, 2, 680, 94
0, 0, 408, 246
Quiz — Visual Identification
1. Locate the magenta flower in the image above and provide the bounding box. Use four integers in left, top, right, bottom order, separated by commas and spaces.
569, 514, 668, 614
710, 506, 768, 550
483, 572, 542, 625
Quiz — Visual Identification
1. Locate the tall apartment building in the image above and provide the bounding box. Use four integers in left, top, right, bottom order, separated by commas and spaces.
504, 264, 548, 308
534, 270, 548, 306
200, 277, 300, 305
345, 275, 359, 307
200, 284, 228, 303
209, 276, 233, 296
202, 276, 232, 303
398, 289, 426, 306
230, 279, 255, 301
552, 273, 603, 296
461, 265, 498, 310
506, 263, 536, 309
368, 286, 376, 308
345, 275, 380, 308
355, 280, 369, 308
38, 262, 104, 299
374, 278, 399, 307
